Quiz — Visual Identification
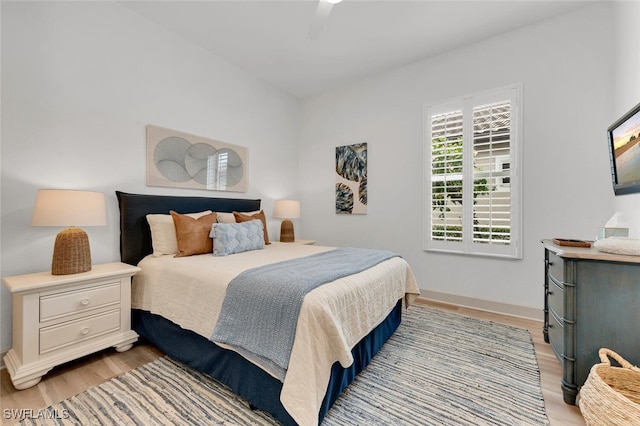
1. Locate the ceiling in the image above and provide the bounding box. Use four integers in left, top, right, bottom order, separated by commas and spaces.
120, 0, 594, 99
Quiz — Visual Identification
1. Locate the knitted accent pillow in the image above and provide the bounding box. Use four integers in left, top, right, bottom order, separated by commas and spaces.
210, 220, 265, 256
234, 210, 270, 244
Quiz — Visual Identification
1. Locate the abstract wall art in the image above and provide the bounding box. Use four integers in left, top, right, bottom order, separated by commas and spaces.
146, 125, 247, 192
335, 142, 367, 214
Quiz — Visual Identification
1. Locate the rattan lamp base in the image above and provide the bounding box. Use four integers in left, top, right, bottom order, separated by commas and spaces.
280, 219, 295, 243
51, 227, 92, 275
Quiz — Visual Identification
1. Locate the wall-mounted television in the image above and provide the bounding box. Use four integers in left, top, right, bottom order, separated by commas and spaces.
608, 101, 640, 195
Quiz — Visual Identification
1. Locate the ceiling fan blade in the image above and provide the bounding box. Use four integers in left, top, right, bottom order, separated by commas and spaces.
308, 0, 334, 40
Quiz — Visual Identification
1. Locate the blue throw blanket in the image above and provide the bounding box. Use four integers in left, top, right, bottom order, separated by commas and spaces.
210, 247, 398, 381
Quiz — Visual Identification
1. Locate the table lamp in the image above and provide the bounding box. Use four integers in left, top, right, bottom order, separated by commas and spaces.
274, 200, 300, 243
31, 189, 107, 275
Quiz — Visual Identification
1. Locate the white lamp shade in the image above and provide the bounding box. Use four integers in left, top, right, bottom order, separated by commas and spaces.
32, 189, 107, 227
274, 200, 301, 219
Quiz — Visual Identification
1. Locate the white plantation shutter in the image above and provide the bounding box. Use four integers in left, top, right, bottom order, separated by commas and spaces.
472, 101, 511, 245
430, 109, 464, 242
425, 85, 522, 258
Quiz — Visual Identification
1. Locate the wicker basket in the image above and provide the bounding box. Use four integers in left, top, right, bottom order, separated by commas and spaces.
579, 348, 640, 425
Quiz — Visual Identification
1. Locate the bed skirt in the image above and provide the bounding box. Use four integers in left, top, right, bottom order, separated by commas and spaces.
132, 299, 402, 425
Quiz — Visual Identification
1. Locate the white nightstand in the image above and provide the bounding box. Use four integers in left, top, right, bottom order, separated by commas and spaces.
294, 239, 316, 245
2, 262, 140, 390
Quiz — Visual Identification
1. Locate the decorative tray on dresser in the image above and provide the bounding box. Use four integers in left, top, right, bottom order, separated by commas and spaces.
542, 239, 640, 404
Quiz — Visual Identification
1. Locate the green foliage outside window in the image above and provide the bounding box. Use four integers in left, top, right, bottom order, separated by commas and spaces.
431, 136, 495, 241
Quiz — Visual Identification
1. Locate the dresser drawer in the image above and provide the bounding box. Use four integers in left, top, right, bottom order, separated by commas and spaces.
547, 251, 564, 283
40, 282, 121, 322
548, 309, 565, 362
548, 275, 564, 320
39, 309, 121, 354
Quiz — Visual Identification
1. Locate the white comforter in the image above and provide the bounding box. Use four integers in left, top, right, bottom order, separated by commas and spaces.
132, 243, 420, 426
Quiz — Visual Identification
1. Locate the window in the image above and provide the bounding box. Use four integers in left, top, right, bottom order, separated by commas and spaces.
424, 85, 522, 258
207, 151, 229, 190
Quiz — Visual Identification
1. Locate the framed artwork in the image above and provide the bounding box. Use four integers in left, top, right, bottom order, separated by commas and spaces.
335, 142, 367, 214
146, 125, 247, 192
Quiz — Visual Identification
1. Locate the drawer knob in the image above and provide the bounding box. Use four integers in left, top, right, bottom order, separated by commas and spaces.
81, 298, 90, 306
81, 326, 90, 335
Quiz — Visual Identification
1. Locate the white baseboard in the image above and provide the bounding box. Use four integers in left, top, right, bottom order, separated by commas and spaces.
0, 348, 7, 370
418, 290, 543, 322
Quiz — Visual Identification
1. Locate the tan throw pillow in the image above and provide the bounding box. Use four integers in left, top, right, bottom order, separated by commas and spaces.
217, 210, 261, 224
233, 210, 270, 245
170, 211, 218, 257
147, 210, 212, 256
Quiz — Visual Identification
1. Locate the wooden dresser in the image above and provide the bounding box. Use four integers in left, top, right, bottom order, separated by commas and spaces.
542, 239, 640, 405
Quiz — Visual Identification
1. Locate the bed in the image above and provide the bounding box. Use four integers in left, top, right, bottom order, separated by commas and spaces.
116, 191, 420, 426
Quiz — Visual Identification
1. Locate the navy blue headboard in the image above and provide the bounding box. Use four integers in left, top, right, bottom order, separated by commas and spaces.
116, 191, 261, 265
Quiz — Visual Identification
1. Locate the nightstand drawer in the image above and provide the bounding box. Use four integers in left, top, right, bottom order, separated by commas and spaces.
40, 282, 121, 322
40, 309, 121, 354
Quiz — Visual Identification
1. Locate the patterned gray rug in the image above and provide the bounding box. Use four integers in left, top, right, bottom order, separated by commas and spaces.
20, 305, 549, 425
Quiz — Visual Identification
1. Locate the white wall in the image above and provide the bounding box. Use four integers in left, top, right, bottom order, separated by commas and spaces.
1, 2, 300, 352
611, 1, 640, 227
298, 3, 615, 316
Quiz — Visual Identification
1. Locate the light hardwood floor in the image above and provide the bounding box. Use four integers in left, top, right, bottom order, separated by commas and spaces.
1, 300, 585, 425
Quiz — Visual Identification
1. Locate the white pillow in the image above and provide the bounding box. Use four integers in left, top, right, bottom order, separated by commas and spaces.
216, 212, 237, 224
146, 210, 212, 256
216, 210, 261, 224
593, 237, 640, 256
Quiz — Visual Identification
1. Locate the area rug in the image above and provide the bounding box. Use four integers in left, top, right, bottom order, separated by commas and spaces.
19, 305, 549, 425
